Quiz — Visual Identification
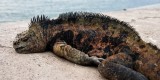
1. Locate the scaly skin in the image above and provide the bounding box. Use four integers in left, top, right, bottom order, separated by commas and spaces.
13, 12, 159, 80
98, 53, 148, 80
53, 42, 103, 66
54, 42, 148, 80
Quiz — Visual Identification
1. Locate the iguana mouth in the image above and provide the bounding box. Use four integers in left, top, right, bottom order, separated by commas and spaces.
13, 31, 29, 53
15, 46, 25, 52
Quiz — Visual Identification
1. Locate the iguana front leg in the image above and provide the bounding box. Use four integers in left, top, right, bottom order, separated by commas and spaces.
53, 42, 104, 66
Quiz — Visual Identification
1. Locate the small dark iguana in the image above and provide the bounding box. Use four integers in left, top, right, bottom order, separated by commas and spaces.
13, 12, 160, 80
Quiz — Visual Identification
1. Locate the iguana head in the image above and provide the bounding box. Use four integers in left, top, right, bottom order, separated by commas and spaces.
13, 15, 50, 53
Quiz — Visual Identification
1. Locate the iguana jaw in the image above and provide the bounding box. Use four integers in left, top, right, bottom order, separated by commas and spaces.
13, 29, 46, 53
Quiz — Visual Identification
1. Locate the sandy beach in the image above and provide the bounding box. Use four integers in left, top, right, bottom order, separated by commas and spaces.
0, 4, 160, 80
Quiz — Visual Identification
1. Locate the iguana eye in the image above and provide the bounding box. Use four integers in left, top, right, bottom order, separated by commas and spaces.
22, 37, 29, 42
60, 44, 66, 48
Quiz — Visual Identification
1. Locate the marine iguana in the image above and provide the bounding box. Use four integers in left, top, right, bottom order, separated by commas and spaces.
13, 12, 160, 80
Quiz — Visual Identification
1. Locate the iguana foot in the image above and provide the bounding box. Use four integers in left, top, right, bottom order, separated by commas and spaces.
88, 56, 105, 65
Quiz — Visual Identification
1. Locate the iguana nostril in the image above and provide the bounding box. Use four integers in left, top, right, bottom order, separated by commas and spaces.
13, 41, 18, 45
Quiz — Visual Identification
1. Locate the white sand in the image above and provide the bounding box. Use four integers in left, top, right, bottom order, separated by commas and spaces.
0, 4, 160, 80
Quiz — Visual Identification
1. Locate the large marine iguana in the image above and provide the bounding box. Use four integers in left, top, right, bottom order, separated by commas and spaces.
13, 12, 159, 80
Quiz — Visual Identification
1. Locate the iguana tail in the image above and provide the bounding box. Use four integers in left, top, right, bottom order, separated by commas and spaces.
98, 53, 148, 80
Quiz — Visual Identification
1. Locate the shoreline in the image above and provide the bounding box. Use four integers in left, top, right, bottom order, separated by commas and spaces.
0, 4, 160, 80
1, 3, 160, 24
131, 3, 160, 9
